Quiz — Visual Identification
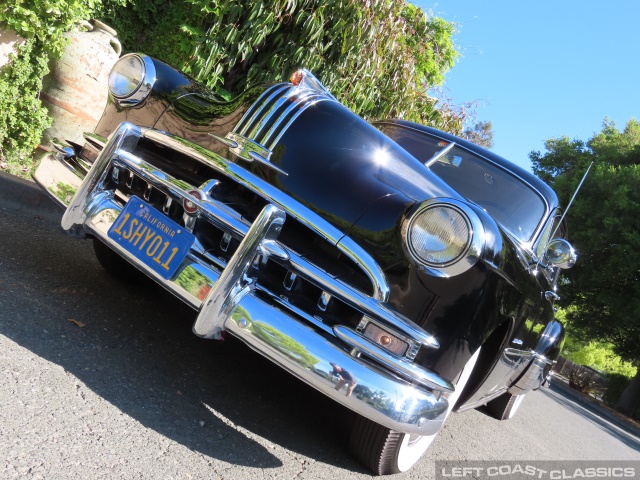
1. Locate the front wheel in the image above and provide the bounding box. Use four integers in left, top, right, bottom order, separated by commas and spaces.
349, 348, 481, 475
485, 392, 525, 420
93, 238, 148, 283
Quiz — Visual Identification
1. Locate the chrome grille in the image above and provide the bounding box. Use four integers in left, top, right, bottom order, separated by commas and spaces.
62, 121, 446, 391
106, 160, 367, 331
232, 83, 338, 152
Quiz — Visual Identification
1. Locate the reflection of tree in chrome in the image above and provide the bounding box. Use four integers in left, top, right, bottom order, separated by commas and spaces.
53, 181, 76, 204
352, 385, 391, 413
174, 265, 211, 299
251, 321, 319, 370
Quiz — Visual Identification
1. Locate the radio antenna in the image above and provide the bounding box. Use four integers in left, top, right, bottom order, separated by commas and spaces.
549, 161, 594, 241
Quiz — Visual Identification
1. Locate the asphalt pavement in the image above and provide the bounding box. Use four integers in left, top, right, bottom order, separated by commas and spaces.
1, 172, 638, 479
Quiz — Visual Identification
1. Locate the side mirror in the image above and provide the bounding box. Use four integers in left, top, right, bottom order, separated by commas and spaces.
545, 239, 577, 269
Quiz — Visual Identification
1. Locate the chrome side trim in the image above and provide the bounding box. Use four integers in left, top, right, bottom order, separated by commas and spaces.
503, 348, 554, 366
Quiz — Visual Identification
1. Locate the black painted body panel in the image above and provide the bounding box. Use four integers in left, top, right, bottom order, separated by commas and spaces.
91, 56, 564, 406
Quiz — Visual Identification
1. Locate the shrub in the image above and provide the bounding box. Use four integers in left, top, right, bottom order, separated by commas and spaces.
603, 373, 630, 406
0, 0, 125, 176
567, 366, 606, 396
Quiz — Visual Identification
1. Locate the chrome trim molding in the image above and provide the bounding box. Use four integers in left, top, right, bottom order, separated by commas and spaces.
212, 75, 339, 176
231, 75, 339, 153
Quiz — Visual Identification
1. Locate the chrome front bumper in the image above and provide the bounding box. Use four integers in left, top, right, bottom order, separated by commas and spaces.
34, 122, 452, 436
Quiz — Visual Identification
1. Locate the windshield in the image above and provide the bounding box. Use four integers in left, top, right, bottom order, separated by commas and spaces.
380, 125, 548, 243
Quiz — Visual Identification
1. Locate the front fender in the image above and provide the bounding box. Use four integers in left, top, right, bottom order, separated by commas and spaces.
507, 320, 565, 394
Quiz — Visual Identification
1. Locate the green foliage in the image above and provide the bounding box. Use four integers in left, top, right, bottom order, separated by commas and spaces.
563, 336, 637, 379
1, 0, 101, 56
0, 39, 51, 168
0, 0, 124, 176
530, 119, 640, 365
604, 373, 632, 406
102, 0, 464, 132
567, 367, 606, 396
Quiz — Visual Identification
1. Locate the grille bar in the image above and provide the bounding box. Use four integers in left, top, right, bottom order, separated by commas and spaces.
232, 81, 337, 152
142, 127, 392, 302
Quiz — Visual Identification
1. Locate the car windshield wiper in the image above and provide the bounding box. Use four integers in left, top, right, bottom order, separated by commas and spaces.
425, 141, 456, 167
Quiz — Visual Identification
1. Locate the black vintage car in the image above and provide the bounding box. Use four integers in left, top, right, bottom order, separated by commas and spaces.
34, 54, 576, 475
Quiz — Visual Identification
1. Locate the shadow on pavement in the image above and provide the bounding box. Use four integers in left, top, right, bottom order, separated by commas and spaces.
0, 204, 367, 473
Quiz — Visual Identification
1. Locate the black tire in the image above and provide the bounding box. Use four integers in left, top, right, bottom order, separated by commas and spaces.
349, 348, 481, 475
485, 392, 525, 420
92, 238, 148, 283
349, 416, 404, 475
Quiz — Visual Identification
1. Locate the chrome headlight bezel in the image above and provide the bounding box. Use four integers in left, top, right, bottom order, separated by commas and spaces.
402, 198, 486, 277
108, 53, 156, 106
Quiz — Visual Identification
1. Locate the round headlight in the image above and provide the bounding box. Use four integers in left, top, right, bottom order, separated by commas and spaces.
108, 54, 156, 105
403, 199, 486, 276
109, 54, 144, 98
407, 205, 471, 266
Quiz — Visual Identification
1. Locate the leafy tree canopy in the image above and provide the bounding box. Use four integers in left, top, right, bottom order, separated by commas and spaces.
462, 120, 494, 148
102, 0, 466, 132
530, 119, 640, 364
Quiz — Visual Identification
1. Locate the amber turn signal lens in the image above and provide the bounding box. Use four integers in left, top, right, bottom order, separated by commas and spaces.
290, 70, 304, 86
363, 322, 408, 357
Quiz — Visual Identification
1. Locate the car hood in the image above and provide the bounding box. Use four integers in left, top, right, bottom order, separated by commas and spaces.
257, 99, 462, 233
